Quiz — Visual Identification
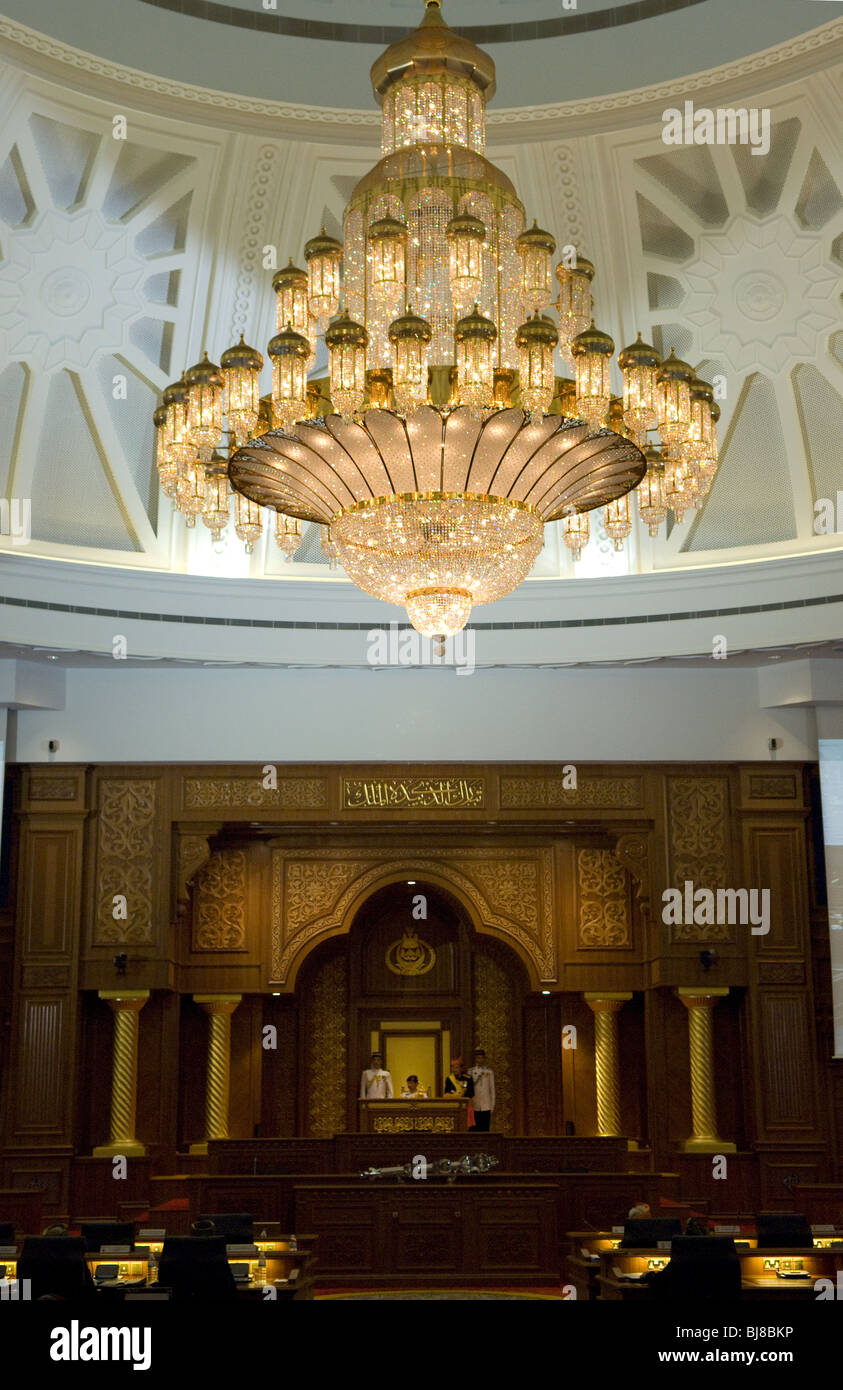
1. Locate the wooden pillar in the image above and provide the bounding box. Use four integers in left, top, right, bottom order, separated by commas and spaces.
584, 994, 631, 1138
189, 995, 241, 1154
93, 991, 149, 1157
678, 988, 736, 1153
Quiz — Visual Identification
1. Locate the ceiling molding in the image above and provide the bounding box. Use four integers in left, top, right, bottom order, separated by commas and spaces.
1, 14, 841, 143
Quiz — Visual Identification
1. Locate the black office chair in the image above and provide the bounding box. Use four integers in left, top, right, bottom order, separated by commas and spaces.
198, 1213, 254, 1244
80, 1221, 135, 1252
648, 1236, 741, 1301
17, 1236, 97, 1301
156, 1236, 237, 1301
0, 1222, 15, 1245
755, 1212, 813, 1250
619, 1218, 682, 1249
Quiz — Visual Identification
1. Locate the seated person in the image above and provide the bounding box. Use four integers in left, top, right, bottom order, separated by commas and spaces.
401, 1075, 428, 1099
443, 1056, 474, 1100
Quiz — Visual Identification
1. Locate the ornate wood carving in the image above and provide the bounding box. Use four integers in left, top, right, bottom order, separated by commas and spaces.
28, 777, 77, 802
271, 847, 555, 984
20, 965, 70, 989
177, 832, 216, 904
758, 961, 806, 984
94, 778, 157, 944
343, 776, 484, 810
499, 774, 643, 809
304, 953, 347, 1138
576, 849, 631, 948
747, 774, 798, 800
614, 832, 652, 918
193, 849, 248, 951
183, 776, 327, 810
473, 948, 515, 1135
666, 776, 731, 943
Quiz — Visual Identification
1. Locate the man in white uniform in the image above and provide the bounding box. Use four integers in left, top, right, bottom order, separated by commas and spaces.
360, 1051, 394, 1100
469, 1047, 495, 1131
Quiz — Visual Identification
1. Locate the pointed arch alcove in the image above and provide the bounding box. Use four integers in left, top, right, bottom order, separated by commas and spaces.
296, 878, 529, 1136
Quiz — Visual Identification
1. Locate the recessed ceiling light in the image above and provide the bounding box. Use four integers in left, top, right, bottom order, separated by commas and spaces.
407, 880, 416, 885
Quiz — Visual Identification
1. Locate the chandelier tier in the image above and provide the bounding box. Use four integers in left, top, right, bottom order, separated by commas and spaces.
155, 0, 720, 635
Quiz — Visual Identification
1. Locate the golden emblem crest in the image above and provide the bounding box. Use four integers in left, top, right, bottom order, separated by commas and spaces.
385, 928, 436, 976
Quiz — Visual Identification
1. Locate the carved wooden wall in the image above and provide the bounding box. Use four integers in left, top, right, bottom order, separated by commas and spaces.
0, 761, 837, 1206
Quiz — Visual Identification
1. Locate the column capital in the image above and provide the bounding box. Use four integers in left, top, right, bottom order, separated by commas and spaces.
584, 993, 632, 1013
98, 990, 150, 1011
193, 994, 241, 1016
678, 988, 730, 1010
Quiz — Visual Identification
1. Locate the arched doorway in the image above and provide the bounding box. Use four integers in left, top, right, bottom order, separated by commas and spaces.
296, 880, 528, 1136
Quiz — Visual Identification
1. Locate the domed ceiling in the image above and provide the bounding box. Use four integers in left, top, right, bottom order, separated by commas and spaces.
0, 0, 834, 106
0, 1, 840, 666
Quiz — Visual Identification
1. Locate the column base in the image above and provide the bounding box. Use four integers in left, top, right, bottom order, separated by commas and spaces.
93, 1141, 147, 1158
188, 1141, 209, 1156
682, 1137, 737, 1154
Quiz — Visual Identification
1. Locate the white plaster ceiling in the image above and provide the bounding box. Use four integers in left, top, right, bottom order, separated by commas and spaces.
0, 9, 841, 664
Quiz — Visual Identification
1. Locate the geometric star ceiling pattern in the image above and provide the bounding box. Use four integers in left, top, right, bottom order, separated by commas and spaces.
0, 28, 840, 582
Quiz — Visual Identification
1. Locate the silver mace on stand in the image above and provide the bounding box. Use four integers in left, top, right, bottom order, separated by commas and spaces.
359, 1154, 499, 1182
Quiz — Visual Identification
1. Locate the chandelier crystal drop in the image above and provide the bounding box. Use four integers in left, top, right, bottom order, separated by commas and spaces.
157, 0, 720, 621
201, 455, 231, 541
268, 323, 310, 432
184, 352, 223, 462
275, 512, 303, 557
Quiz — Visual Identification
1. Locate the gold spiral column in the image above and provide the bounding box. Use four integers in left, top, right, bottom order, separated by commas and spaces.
189, 995, 241, 1156
584, 994, 631, 1138
93, 991, 149, 1157
678, 988, 736, 1153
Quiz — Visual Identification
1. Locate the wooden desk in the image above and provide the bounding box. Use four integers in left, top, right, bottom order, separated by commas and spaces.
357, 1099, 470, 1134
294, 1177, 558, 1286
598, 1244, 843, 1300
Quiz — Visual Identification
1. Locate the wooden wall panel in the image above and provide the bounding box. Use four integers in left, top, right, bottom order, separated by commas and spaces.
523, 997, 562, 1137
22, 830, 76, 956
757, 993, 817, 1131
15, 998, 65, 1134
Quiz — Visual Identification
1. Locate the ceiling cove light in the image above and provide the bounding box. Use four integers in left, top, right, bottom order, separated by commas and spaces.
155, 0, 719, 637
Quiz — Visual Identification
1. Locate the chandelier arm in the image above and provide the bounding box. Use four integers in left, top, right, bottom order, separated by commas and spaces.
230, 441, 353, 517
463, 408, 525, 494
540, 458, 646, 522
482, 415, 564, 499
458, 407, 489, 495
521, 436, 643, 513
322, 417, 396, 498
355, 415, 410, 498
400, 411, 421, 493
228, 459, 332, 523
295, 423, 379, 508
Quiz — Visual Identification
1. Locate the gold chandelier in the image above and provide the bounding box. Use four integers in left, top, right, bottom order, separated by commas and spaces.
154, 0, 720, 636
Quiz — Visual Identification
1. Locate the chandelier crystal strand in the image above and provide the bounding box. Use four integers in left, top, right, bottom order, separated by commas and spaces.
619, 332, 660, 440
555, 254, 594, 362
516, 312, 558, 419
325, 311, 369, 418
389, 306, 432, 414
445, 213, 486, 314
184, 353, 224, 463
177, 460, 207, 528
656, 349, 696, 450
663, 455, 692, 524
268, 323, 310, 432
201, 453, 231, 541
637, 444, 669, 536
604, 493, 632, 551
321, 524, 339, 571
154, 405, 179, 499
455, 303, 497, 416
516, 220, 556, 314
273, 259, 309, 336
275, 512, 303, 558
683, 376, 715, 467
571, 320, 615, 429
234, 492, 263, 553
162, 377, 191, 473
331, 491, 543, 639
368, 216, 408, 305
698, 401, 720, 491
220, 336, 263, 446
561, 509, 590, 561
304, 226, 343, 327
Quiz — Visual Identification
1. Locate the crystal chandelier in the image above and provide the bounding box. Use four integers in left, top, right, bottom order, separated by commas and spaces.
154, 0, 720, 635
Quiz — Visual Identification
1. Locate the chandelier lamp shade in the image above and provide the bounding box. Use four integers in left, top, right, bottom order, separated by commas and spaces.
154, 0, 721, 635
